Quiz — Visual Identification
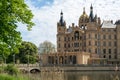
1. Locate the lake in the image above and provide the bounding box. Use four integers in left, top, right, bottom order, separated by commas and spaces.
26, 71, 120, 80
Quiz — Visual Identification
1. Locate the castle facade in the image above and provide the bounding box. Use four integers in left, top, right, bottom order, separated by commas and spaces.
40, 5, 120, 65
57, 5, 120, 64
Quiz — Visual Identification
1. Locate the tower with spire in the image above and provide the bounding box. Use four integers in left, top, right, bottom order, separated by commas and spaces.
58, 10, 66, 26
57, 11, 66, 52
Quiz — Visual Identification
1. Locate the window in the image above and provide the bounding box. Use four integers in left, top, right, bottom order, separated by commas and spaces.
74, 43, 79, 47
114, 35, 117, 39
109, 55, 111, 59
103, 55, 106, 58
95, 48, 97, 54
109, 49, 111, 54
72, 37, 73, 40
68, 44, 70, 48
102, 29, 105, 31
58, 37, 60, 41
114, 55, 117, 59
84, 42, 86, 46
74, 31, 79, 40
103, 49, 106, 54
114, 41, 117, 46
95, 41, 97, 46
95, 34, 97, 39
72, 43, 73, 47
68, 37, 70, 41
103, 35, 106, 39
89, 41, 91, 46
98, 34, 100, 39
89, 49, 91, 53
80, 36, 82, 40
64, 37, 66, 41
64, 44, 66, 48
84, 35, 86, 39
109, 35, 111, 39
74, 49, 79, 52
58, 43, 60, 48
103, 41, 106, 46
108, 29, 111, 32
79, 43, 81, 46
109, 42, 111, 46
114, 49, 117, 54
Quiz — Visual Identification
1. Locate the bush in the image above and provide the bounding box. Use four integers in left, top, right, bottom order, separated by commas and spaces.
0, 74, 29, 80
0, 66, 4, 73
4, 64, 19, 75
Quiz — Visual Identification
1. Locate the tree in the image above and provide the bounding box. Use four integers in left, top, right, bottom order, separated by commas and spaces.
16, 41, 38, 64
38, 41, 56, 54
0, 0, 34, 61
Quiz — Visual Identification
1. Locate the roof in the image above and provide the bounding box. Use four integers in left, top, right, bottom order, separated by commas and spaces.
102, 20, 116, 28
115, 20, 120, 25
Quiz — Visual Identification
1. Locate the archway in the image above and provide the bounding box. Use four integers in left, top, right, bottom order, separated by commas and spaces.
73, 55, 76, 64
30, 69, 40, 73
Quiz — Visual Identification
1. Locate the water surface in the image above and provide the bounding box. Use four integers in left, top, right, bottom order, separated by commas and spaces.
27, 71, 120, 80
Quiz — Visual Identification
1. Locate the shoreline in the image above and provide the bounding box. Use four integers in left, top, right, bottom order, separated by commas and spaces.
40, 64, 119, 72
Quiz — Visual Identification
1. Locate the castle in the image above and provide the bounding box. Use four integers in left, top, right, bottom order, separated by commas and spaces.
41, 5, 120, 65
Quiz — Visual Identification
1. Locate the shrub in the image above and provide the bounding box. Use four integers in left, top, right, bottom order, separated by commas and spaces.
0, 74, 29, 80
4, 64, 19, 75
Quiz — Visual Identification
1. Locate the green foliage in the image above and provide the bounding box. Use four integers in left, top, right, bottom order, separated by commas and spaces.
4, 64, 19, 75
17, 41, 38, 63
0, 74, 28, 80
0, 66, 4, 73
38, 41, 56, 54
0, 0, 34, 59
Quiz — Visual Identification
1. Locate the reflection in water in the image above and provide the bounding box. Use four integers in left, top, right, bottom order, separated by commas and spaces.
40, 67, 64, 80
82, 75, 88, 80
65, 71, 120, 80
26, 71, 120, 80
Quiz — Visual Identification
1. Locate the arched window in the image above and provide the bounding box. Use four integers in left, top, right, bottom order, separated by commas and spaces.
74, 31, 79, 40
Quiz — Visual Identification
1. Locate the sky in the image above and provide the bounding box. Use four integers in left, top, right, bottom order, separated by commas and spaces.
17, 0, 120, 47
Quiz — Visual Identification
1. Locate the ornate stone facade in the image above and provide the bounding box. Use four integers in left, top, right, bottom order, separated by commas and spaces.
57, 5, 120, 64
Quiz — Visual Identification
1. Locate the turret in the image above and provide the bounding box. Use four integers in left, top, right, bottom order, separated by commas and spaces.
57, 11, 66, 34
89, 4, 94, 22
57, 11, 66, 27
57, 11, 66, 53
94, 14, 97, 22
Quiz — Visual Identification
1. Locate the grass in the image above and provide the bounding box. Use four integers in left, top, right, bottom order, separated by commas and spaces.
0, 74, 29, 80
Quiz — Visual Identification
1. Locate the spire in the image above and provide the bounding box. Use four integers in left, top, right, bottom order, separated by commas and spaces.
83, 7, 86, 14
90, 4, 93, 9
59, 10, 64, 26
89, 4, 94, 22
60, 10, 63, 15
59, 10, 65, 26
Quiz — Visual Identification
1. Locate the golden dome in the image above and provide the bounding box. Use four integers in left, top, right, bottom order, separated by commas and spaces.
79, 7, 89, 20
80, 13, 89, 19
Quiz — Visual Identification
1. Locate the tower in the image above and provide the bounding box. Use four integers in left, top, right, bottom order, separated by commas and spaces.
79, 7, 89, 27
89, 4, 94, 22
115, 20, 120, 59
57, 11, 66, 52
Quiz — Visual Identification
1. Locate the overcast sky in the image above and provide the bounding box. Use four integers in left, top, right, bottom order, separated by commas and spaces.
17, 0, 120, 47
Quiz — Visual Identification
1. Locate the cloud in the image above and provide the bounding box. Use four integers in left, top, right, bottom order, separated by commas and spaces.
18, 0, 120, 47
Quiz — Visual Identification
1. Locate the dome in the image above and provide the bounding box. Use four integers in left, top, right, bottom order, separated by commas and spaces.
80, 13, 89, 19
79, 7, 89, 23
